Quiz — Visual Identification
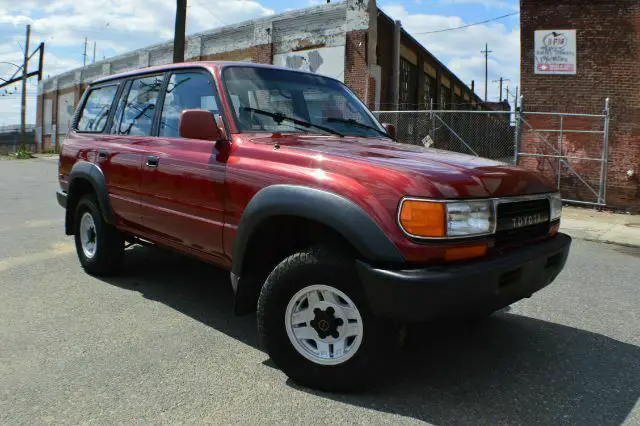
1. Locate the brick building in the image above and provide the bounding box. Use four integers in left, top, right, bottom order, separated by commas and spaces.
36, 0, 483, 152
520, 0, 640, 211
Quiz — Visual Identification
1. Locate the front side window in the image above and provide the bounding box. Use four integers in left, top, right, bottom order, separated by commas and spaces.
115, 75, 162, 136
76, 85, 118, 132
159, 72, 218, 137
222, 66, 388, 139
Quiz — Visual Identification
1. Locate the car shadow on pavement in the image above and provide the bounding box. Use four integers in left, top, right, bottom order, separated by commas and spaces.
100, 245, 640, 426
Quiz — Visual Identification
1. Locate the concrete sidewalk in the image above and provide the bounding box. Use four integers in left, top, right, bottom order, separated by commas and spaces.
561, 207, 640, 247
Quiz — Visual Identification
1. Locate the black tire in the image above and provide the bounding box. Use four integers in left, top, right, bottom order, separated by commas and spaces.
73, 194, 124, 276
257, 246, 395, 392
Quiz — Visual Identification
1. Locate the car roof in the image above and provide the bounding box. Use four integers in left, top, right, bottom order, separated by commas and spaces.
91, 61, 343, 85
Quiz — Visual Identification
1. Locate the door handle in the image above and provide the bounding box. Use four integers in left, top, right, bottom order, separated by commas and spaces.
146, 156, 159, 168
98, 149, 109, 159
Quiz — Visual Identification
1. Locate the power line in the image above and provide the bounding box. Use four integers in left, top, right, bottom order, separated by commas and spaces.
413, 12, 519, 35
193, 0, 224, 26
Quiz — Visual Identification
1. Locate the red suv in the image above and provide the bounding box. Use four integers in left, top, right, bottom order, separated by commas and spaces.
57, 62, 570, 391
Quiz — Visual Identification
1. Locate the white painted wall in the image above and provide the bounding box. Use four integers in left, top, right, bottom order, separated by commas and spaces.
57, 92, 75, 136
43, 99, 53, 135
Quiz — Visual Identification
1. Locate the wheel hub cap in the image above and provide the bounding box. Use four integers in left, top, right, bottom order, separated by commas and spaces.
285, 284, 363, 366
79, 212, 97, 259
310, 307, 343, 339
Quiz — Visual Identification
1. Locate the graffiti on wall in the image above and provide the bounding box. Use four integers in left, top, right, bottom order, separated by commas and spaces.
273, 46, 345, 82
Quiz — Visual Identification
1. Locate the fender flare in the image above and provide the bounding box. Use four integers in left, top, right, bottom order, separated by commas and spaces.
230, 184, 404, 278
65, 161, 115, 234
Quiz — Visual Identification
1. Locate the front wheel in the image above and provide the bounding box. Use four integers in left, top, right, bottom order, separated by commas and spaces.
257, 247, 394, 391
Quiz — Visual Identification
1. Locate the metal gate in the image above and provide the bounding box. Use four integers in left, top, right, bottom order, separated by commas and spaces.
373, 100, 610, 206
517, 99, 610, 206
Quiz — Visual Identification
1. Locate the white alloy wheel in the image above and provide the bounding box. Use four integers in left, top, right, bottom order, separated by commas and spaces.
79, 212, 97, 259
285, 284, 364, 366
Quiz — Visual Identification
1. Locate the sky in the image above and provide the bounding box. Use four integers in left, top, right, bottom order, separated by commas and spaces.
0, 0, 520, 126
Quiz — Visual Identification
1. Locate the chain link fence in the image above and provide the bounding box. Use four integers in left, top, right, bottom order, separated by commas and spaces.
373, 110, 517, 164
0, 125, 37, 154
373, 103, 610, 206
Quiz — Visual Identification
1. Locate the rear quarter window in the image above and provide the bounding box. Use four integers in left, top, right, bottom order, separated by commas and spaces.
76, 85, 118, 133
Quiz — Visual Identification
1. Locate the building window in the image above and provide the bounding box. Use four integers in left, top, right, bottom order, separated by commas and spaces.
399, 58, 417, 110
423, 74, 436, 108
440, 86, 451, 110
454, 94, 462, 110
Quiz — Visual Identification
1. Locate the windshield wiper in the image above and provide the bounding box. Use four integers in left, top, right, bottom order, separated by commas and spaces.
326, 117, 392, 139
242, 107, 343, 137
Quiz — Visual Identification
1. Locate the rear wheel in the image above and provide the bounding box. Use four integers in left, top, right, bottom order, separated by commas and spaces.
73, 195, 124, 276
257, 246, 394, 391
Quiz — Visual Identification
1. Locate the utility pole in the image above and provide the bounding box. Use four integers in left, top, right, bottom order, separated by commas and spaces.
481, 43, 492, 102
492, 77, 511, 102
37, 42, 44, 82
93, 41, 96, 63
20, 24, 30, 151
83, 37, 88, 66
173, 0, 187, 63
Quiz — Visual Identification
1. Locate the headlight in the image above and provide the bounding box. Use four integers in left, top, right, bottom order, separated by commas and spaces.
399, 199, 494, 238
549, 193, 562, 221
446, 201, 494, 237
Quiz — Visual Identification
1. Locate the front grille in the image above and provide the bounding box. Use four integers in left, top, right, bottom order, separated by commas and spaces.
495, 198, 550, 245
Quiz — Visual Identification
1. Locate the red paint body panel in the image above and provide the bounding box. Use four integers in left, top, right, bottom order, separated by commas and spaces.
59, 61, 557, 269
222, 133, 556, 263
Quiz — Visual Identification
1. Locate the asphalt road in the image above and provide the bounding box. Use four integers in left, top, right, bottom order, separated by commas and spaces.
1, 157, 638, 425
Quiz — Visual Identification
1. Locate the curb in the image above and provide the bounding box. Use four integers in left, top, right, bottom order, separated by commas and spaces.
562, 232, 640, 249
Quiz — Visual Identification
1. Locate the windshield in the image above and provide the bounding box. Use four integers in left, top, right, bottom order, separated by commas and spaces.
222, 66, 388, 138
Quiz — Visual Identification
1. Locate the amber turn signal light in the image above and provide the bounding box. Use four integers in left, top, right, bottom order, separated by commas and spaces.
399, 200, 446, 238
444, 244, 488, 262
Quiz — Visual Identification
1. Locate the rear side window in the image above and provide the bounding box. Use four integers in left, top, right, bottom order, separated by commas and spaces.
76, 85, 118, 132
115, 75, 163, 136
159, 72, 218, 137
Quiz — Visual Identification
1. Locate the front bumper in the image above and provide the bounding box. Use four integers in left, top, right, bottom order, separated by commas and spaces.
357, 233, 571, 322
56, 189, 67, 208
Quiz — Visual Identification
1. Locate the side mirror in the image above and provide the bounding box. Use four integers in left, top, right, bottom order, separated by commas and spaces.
179, 109, 223, 141
382, 123, 396, 139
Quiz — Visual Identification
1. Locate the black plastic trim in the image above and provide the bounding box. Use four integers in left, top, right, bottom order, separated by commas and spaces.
67, 161, 115, 226
56, 189, 67, 208
356, 233, 572, 322
230, 185, 404, 276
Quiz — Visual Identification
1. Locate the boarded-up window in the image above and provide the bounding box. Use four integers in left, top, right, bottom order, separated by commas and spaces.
423, 74, 436, 108
399, 58, 417, 110
440, 86, 451, 110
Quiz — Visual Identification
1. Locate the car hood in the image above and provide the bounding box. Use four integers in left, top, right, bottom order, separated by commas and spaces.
244, 134, 557, 198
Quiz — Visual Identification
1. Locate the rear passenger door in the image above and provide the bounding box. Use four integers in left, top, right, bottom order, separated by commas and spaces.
104, 74, 164, 229
136, 70, 228, 261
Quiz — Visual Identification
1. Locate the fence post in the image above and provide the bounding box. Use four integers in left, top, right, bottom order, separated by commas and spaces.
513, 96, 523, 165
430, 98, 435, 142
598, 98, 610, 206
558, 115, 564, 191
